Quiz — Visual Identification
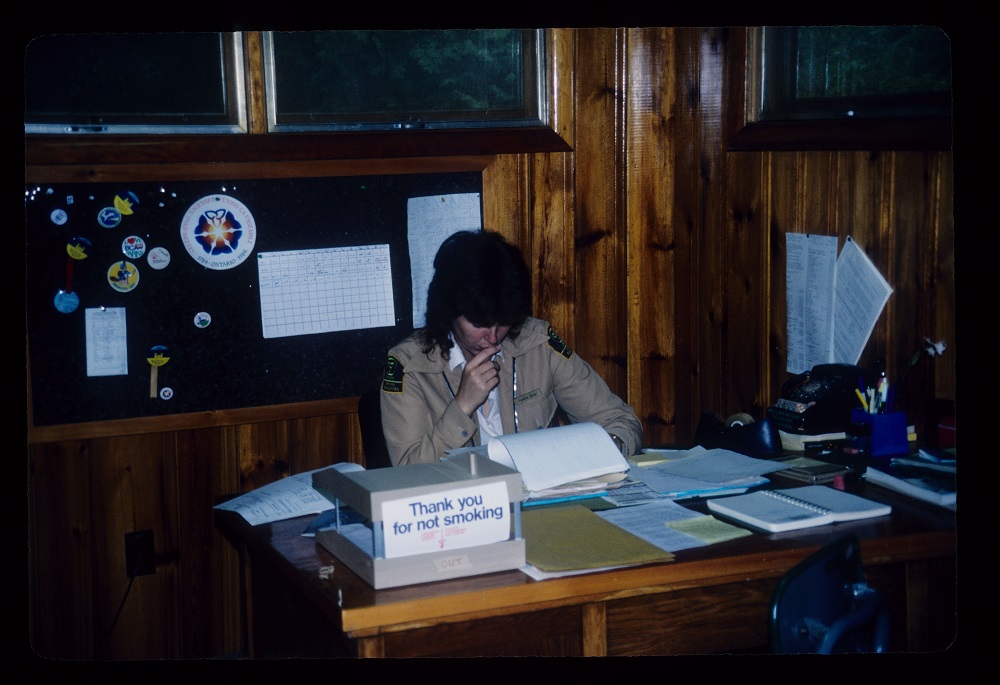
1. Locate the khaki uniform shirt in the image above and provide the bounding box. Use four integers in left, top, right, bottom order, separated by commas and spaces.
379, 317, 643, 465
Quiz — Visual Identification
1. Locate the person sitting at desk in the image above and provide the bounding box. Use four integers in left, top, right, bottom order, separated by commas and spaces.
379, 229, 642, 466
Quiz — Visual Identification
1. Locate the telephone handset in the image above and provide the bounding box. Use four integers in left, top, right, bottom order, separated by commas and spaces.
768, 363, 873, 434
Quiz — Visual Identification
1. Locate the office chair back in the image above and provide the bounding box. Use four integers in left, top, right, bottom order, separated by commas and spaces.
770, 533, 890, 654
358, 389, 393, 470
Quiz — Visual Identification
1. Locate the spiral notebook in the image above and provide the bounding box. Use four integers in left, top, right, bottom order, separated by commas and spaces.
706, 485, 891, 533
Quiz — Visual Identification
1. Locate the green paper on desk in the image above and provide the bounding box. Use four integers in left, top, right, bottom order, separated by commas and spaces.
522, 504, 674, 572
667, 514, 752, 545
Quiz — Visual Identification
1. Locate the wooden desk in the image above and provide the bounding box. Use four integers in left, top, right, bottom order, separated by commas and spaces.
215, 480, 956, 657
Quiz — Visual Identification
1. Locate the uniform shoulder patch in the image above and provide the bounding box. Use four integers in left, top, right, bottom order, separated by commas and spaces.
546, 326, 574, 360
381, 355, 404, 393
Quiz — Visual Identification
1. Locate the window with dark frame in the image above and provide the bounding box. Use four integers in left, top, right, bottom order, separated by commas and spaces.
263, 29, 545, 132
24, 33, 247, 134
23, 30, 547, 136
729, 26, 953, 151
758, 26, 952, 122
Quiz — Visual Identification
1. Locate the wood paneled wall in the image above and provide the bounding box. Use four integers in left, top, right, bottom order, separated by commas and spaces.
25, 27, 955, 660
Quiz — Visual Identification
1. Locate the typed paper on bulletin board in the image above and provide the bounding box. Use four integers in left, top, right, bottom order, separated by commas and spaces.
407, 193, 482, 329
785, 234, 892, 373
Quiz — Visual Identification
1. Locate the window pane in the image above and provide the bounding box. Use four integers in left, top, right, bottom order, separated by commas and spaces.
760, 26, 952, 121
266, 29, 543, 131
24, 33, 246, 134
793, 27, 951, 99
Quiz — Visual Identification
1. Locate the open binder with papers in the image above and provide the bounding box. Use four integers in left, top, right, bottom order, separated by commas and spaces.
447, 422, 630, 503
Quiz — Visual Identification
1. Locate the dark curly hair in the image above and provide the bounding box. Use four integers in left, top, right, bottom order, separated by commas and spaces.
421, 230, 532, 359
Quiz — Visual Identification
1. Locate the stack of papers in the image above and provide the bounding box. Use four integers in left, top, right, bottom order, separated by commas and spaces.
864, 449, 956, 510
214, 462, 365, 526
521, 504, 674, 572
628, 447, 785, 499
521, 472, 630, 507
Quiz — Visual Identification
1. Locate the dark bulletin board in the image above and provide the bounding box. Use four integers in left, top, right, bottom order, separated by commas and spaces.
25, 173, 482, 426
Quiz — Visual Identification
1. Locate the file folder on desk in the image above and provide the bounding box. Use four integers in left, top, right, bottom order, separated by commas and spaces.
312, 454, 525, 589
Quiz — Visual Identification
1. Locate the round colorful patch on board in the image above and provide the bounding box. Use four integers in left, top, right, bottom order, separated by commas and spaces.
194, 312, 212, 328
147, 345, 170, 366
122, 235, 147, 259
53, 290, 80, 313
98, 207, 121, 228
180, 194, 257, 270
66, 236, 92, 260
147, 246, 171, 270
50, 208, 68, 226
159, 387, 174, 400
107, 260, 140, 292
114, 192, 140, 216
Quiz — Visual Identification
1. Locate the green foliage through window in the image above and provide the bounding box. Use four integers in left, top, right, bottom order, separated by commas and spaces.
266, 29, 543, 130
760, 26, 952, 121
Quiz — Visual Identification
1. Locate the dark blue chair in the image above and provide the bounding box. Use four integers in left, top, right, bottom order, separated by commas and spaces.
769, 533, 890, 653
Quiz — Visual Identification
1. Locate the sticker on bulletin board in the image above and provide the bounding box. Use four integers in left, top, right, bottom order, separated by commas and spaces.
147, 246, 171, 270
54, 290, 79, 313
114, 192, 139, 216
98, 207, 121, 228
107, 260, 139, 292
50, 208, 68, 226
122, 235, 146, 259
180, 194, 257, 270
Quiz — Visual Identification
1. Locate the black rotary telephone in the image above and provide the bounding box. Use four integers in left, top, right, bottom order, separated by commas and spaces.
768, 364, 875, 434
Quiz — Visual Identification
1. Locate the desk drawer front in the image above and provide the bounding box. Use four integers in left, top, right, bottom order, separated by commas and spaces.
606, 582, 773, 655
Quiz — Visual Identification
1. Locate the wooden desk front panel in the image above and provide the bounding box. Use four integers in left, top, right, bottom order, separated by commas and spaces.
218, 481, 957, 658
380, 607, 584, 658
357, 556, 952, 658
601, 557, 954, 656
605, 580, 774, 655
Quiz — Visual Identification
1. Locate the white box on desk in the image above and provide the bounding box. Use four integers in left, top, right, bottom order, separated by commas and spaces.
312, 453, 525, 589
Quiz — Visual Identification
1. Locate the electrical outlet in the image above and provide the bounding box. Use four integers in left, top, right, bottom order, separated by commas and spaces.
124, 529, 155, 578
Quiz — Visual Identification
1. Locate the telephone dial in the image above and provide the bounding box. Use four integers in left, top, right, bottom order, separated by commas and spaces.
768, 363, 875, 434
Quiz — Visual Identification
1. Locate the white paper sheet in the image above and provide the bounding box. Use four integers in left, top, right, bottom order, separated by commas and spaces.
640, 448, 785, 483
256, 245, 395, 339
785, 233, 837, 373
380, 480, 511, 558
833, 236, 893, 365
596, 498, 709, 553
486, 422, 629, 493
213, 462, 364, 526
785, 233, 892, 372
407, 193, 482, 328
85, 307, 128, 377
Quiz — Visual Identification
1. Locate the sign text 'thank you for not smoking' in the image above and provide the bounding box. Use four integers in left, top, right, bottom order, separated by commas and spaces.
381, 481, 512, 558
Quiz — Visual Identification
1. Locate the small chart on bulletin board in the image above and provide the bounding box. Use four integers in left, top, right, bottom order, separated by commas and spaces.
25, 173, 483, 426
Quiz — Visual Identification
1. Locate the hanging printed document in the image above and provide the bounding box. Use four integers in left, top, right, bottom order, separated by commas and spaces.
785, 234, 893, 373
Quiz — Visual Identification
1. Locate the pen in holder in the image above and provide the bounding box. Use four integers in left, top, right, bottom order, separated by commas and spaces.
850, 408, 909, 457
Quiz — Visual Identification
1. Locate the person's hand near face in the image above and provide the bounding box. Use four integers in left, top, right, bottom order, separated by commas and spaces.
452, 316, 510, 416
454, 346, 501, 416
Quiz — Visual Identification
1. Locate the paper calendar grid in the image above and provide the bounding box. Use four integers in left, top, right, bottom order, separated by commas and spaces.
257, 245, 395, 339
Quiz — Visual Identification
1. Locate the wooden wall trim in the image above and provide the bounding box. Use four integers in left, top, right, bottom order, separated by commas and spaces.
572, 28, 628, 393
528, 29, 576, 341
27, 397, 360, 444
625, 27, 678, 445
243, 32, 267, 136
24, 156, 497, 185
24, 129, 569, 175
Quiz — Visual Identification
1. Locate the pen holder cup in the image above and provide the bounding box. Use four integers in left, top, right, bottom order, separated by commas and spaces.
850, 409, 909, 457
